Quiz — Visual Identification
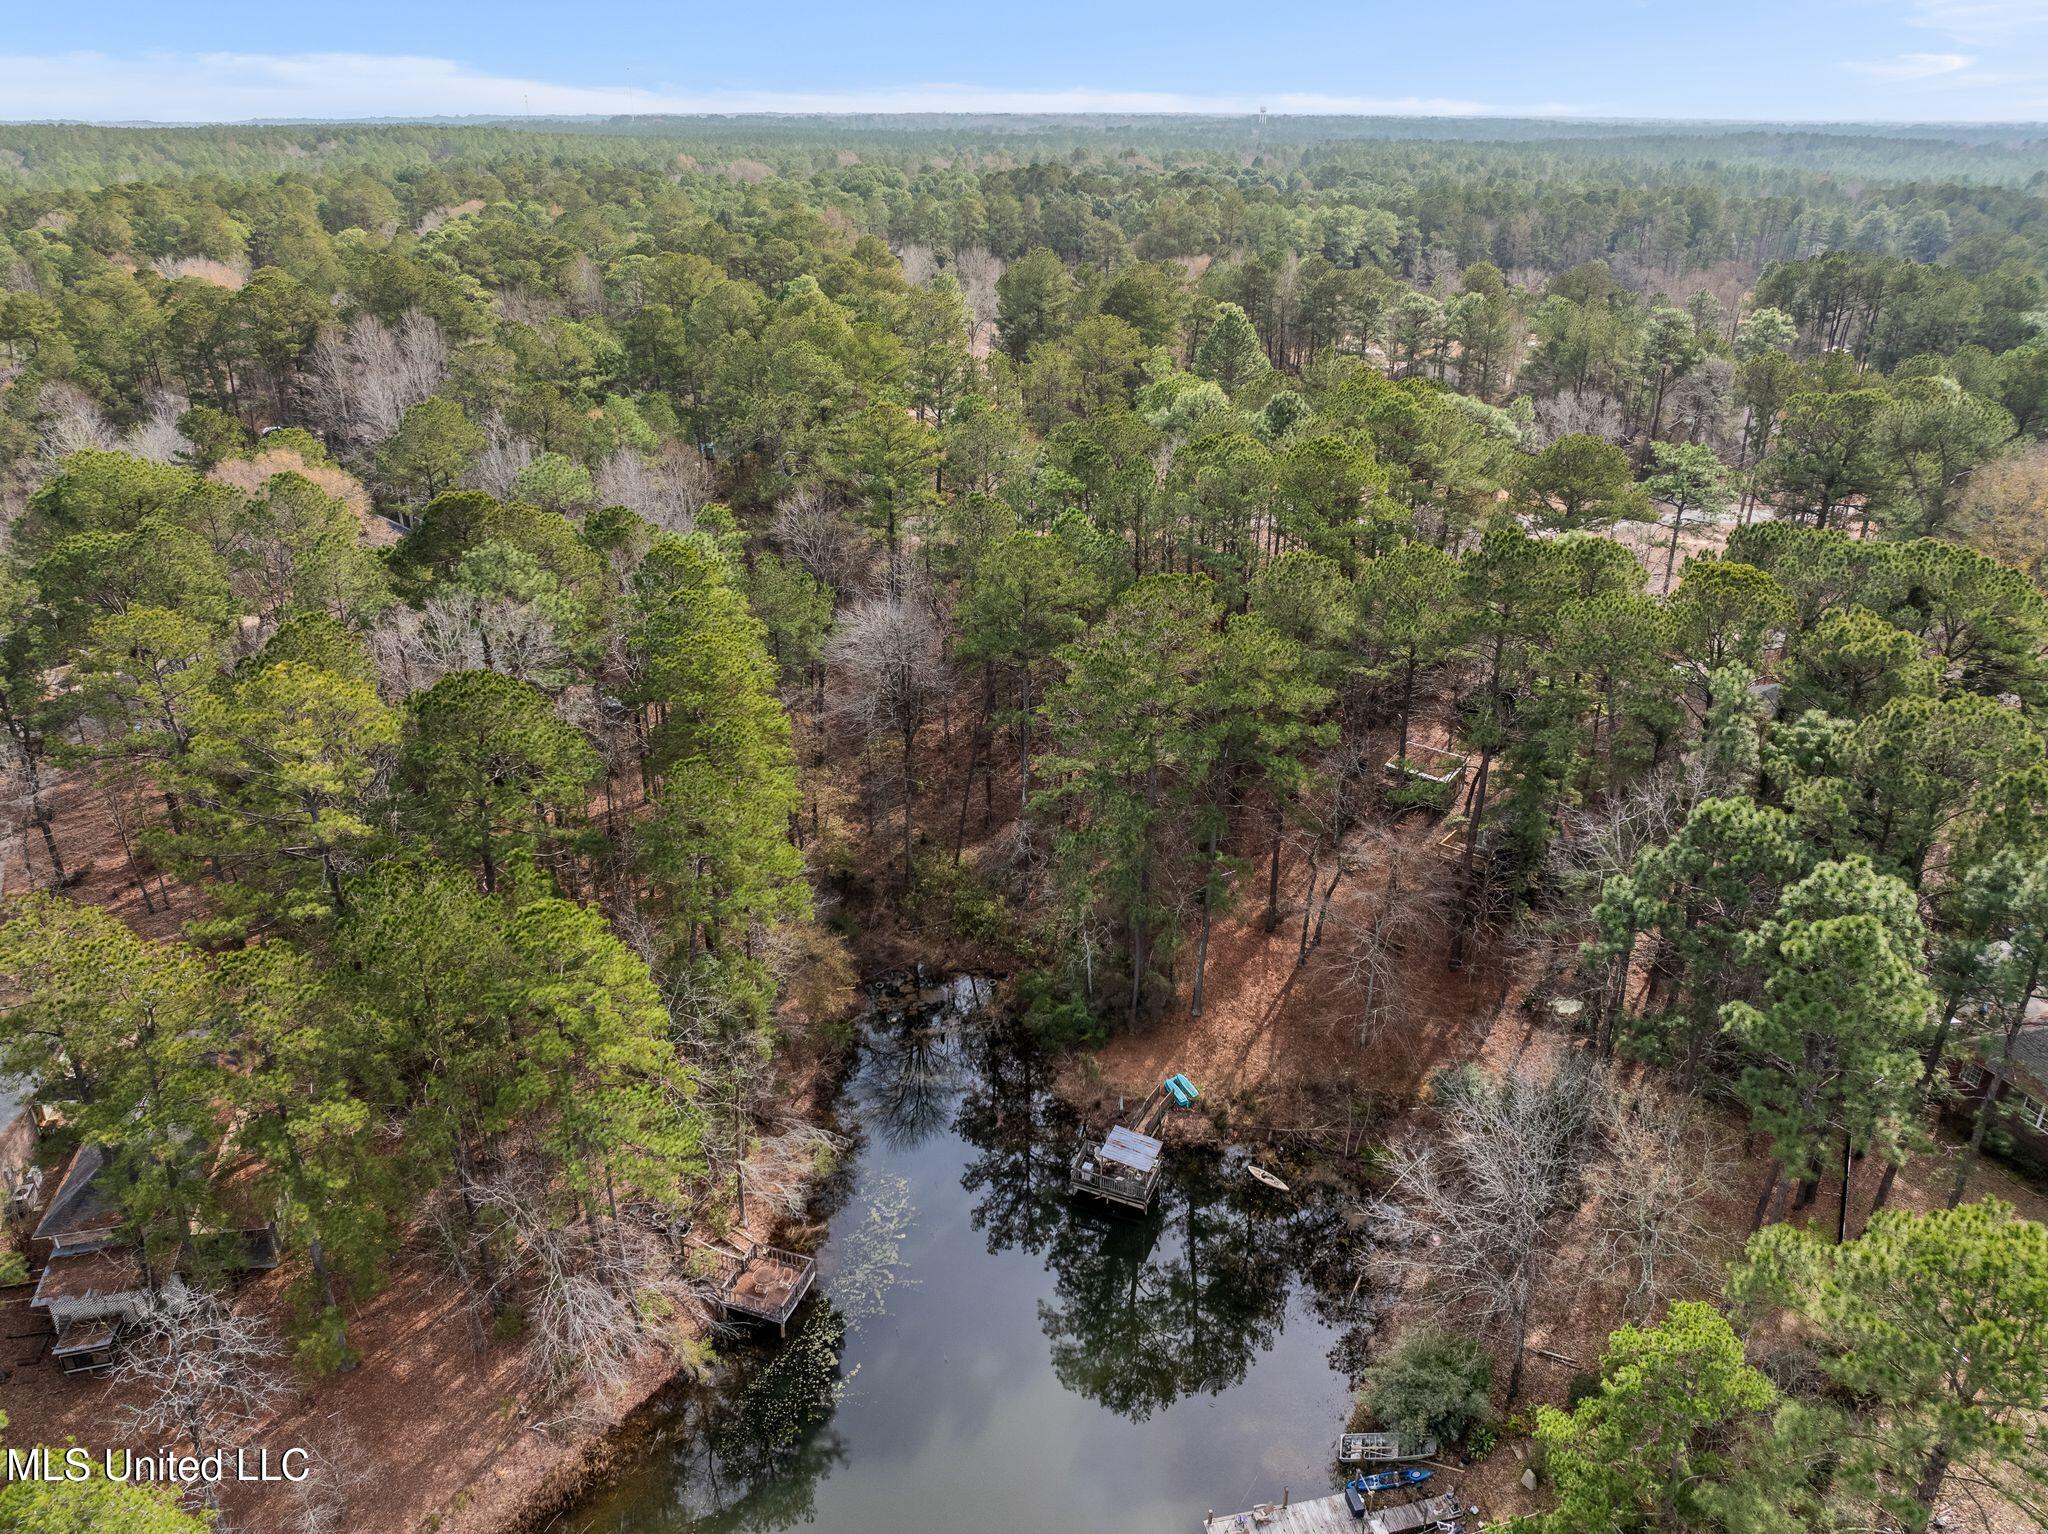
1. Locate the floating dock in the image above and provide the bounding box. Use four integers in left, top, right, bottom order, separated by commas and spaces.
1070, 1122, 1163, 1210
1337, 1431, 1440, 1464
1204, 1490, 1458, 1534
1071, 1079, 1188, 1211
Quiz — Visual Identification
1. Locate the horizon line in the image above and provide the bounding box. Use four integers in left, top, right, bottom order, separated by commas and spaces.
5, 110, 2048, 130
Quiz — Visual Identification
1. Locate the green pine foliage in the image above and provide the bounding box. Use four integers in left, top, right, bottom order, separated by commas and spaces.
4, 122, 2048, 1532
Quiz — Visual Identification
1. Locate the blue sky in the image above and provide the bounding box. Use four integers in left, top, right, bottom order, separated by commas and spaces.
3, 0, 2047, 123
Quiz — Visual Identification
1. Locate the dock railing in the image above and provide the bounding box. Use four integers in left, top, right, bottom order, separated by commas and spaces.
688, 1237, 818, 1334
1069, 1147, 1159, 1210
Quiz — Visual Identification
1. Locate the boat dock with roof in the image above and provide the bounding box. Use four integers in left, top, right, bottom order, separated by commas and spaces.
1069, 1074, 1200, 1212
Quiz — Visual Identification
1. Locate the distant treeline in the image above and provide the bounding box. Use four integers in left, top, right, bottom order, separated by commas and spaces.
3, 114, 2048, 194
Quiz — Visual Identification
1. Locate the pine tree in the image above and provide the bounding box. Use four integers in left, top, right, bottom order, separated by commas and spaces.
631, 534, 808, 962
1734, 1200, 2048, 1525
399, 670, 599, 892
1721, 857, 1931, 1232
1039, 574, 1223, 1026
1532, 1302, 1784, 1534
157, 661, 400, 938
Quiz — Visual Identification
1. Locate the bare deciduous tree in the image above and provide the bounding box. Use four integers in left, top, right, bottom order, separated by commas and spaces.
1287, 738, 1377, 957
663, 961, 781, 1225
1526, 390, 1627, 450
303, 310, 449, 449
773, 487, 872, 596
563, 253, 605, 319
368, 591, 568, 694
1590, 1084, 1732, 1320
456, 1167, 723, 1413
286, 1434, 376, 1534
952, 247, 1003, 353
749, 1121, 849, 1217
123, 394, 193, 464
468, 416, 538, 499
151, 256, 248, 287
895, 243, 939, 289
1665, 356, 1734, 451
37, 381, 117, 462
115, 1286, 284, 1463
1377, 1054, 1607, 1399
825, 588, 946, 892
495, 289, 563, 329
593, 443, 712, 535
1320, 841, 1457, 1043
1546, 755, 1707, 898
438, 593, 567, 688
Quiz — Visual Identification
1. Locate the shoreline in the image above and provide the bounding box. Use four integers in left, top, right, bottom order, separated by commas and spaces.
436, 996, 876, 1534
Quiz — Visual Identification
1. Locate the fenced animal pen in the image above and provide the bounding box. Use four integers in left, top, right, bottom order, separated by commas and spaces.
1383, 742, 1470, 795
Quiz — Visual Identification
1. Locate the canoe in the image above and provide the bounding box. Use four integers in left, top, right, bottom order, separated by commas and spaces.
1348, 1468, 1434, 1494
1246, 1164, 1290, 1192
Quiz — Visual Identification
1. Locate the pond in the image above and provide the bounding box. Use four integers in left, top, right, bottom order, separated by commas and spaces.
568, 975, 1371, 1534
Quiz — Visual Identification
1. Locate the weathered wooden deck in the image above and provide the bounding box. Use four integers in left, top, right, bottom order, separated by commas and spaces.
689, 1237, 817, 1335
1204, 1493, 1354, 1534
1069, 1143, 1159, 1210
1203, 1490, 1458, 1534
1072, 1087, 1170, 1211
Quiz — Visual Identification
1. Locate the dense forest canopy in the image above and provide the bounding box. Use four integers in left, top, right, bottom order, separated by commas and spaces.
8, 114, 2048, 188
7, 113, 2048, 1532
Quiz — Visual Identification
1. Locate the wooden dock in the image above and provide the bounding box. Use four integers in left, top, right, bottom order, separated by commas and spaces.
1071, 1084, 1171, 1211
1204, 1493, 1355, 1534
1204, 1490, 1459, 1534
1337, 1431, 1439, 1464
687, 1237, 817, 1335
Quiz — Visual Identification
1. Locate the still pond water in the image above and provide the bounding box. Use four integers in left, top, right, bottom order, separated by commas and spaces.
570, 977, 1366, 1534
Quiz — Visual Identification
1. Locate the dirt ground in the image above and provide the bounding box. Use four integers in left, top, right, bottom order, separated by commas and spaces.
0, 763, 821, 1533
0, 767, 192, 939
1050, 797, 2048, 1532
0, 1142, 816, 1534
1610, 503, 1740, 596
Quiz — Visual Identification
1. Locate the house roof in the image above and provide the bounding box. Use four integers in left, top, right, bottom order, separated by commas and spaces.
30, 1246, 144, 1311
2004, 1024, 2048, 1090
51, 1318, 119, 1357
32, 1144, 122, 1248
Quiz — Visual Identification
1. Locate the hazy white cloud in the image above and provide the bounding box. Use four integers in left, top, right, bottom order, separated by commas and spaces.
1905, 0, 2048, 43
0, 51, 1571, 123
1844, 50, 1978, 77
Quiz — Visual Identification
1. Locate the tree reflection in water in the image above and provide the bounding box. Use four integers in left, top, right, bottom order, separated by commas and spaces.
596, 1308, 851, 1533
956, 1019, 1076, 1257
955, 1022, 1347, 1423
1037, 1172, 1301, 1420
853, 1007, 974, 1149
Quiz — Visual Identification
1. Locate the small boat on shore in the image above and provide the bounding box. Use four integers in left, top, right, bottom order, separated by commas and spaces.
1348, 1468, 1433, 1494
1246, 1163, 1289, 1191
1336, 1430, 1439, 1463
